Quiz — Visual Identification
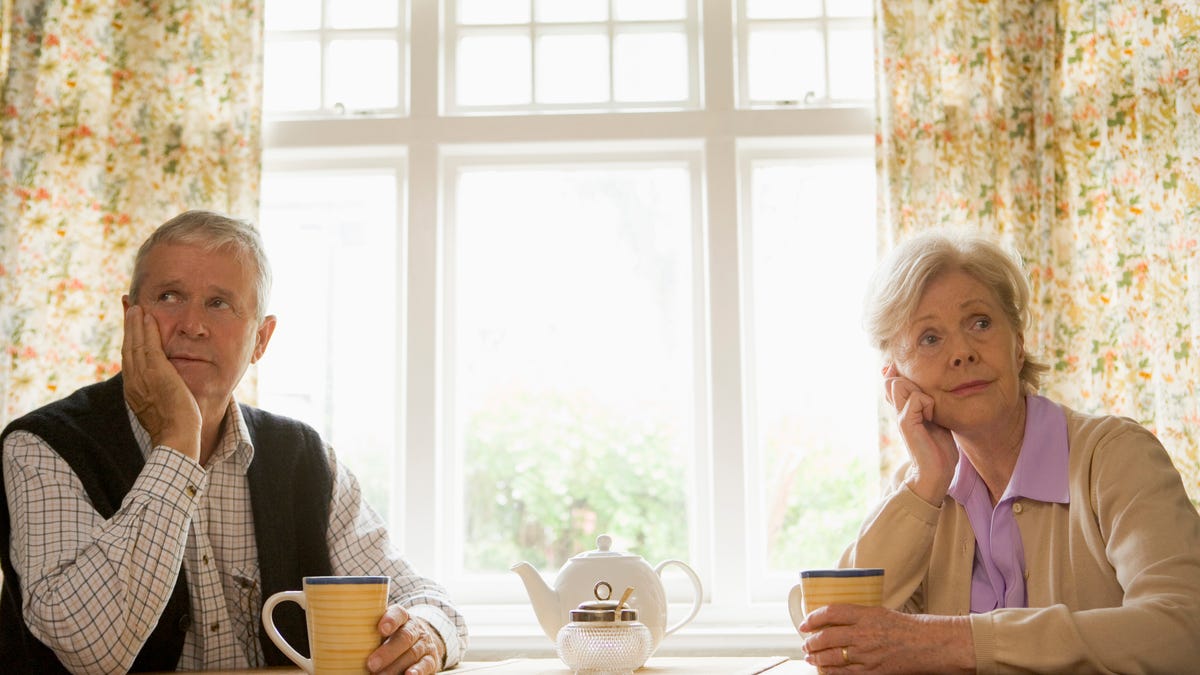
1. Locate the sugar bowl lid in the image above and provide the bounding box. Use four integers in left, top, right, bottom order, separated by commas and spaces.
570, 582, 639, 622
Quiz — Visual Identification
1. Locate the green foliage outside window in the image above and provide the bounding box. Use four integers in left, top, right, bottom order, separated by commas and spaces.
463, 389, 689, 572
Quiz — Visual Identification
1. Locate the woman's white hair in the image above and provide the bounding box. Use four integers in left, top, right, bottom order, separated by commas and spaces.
863, 230, 1048, 393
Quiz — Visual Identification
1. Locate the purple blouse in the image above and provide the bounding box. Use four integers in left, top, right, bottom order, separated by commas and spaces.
946, 395, 1071, 613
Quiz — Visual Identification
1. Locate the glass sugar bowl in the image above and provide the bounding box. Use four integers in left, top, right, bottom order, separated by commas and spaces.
556, 581, 653, 675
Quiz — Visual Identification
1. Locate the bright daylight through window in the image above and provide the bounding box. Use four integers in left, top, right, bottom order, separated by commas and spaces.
258, 0, 878, 650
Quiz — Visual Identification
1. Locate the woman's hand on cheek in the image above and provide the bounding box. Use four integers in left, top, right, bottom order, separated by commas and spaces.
883, 364, 957, 505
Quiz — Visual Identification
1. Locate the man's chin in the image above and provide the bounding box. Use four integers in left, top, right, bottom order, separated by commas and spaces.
177, 376, 228, 410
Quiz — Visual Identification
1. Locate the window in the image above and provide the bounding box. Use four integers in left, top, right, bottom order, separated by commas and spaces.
446, 0, 700, 112
739, 144, 880, 599
446, 156, 701, 575
738, 0, 875, 106
260, 0, 877, 653
263, 0, 407, 115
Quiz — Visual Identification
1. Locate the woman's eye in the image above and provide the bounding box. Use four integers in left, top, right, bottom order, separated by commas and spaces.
974, 317, 991, 330
919, 334, 939, 346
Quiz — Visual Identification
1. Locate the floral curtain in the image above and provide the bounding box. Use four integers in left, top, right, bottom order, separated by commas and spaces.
875, 0, 1200, 505
0, 0, 264, 424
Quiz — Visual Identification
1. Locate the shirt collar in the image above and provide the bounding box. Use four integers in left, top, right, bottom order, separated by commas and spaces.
126, 398, 255, 473
948, 395, 1070, 505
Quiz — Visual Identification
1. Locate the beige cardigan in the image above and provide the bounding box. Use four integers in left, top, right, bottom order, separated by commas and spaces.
841, 404, 1200, 674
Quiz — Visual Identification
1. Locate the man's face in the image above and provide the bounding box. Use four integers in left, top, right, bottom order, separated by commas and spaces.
123, 243, 275, 414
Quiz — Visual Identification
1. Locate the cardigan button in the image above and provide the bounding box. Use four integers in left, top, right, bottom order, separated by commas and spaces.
178, 614, 192, 633
186, 485, 198, 498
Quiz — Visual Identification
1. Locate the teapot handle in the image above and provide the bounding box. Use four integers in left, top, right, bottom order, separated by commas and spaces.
654, 559, 703, 637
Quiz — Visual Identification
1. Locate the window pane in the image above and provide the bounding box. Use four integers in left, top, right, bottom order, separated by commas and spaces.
748, 158, 878, 571
327, 39, 400, 110
265, 0, 321, 30
329, 0, 400, 29
747, 28, 824, 103
827, 0, 874, 18
614, 0, 685, 21
536, 0, 607, 23
459, 0, 530, 24
263, 40, 321, 112
454, 165, 695, 573
258, 171, 399, 520
828, 26, 875, 101
614, 31, 688, 102
745, 0, 821, 19
536, 34, 609, 103
457, 34, 532, 105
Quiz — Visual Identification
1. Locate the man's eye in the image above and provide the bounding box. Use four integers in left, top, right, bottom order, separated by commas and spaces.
158, 292, 180, 303
209, 298, 230, 310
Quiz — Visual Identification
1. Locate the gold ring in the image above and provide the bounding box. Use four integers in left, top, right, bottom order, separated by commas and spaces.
841, 647, 850, 665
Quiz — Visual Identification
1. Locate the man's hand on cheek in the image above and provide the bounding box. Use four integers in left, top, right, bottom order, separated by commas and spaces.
121, 304, 202, 461
368, 605, 445, 675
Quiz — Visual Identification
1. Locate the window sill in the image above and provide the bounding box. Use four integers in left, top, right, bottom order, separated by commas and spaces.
460, 604, 806, 660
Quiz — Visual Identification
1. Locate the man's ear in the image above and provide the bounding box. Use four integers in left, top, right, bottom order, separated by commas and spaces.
251, 315, 277, 364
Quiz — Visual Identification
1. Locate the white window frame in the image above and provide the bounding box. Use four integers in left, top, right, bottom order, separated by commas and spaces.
443, 0, 702, 114
734, 1, 875, 108
263, 2, 409, 117
262, 0, 875, 657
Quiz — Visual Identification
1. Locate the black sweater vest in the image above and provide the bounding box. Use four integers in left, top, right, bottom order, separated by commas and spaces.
0, 374, 334, 672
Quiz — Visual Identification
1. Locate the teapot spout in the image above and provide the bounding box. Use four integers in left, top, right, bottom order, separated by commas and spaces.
510, 561, 563, 641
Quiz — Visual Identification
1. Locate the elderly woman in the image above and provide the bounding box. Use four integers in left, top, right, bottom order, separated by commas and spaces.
800, 232, 1200, 673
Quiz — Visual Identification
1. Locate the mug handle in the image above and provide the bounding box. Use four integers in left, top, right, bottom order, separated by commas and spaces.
262, 590, 313, 674
787, 584, 805, 632
655, 559, 703, 637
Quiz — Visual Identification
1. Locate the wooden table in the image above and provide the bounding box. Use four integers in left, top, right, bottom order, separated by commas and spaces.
183, 656, 817, 674
452, 657, 816, 673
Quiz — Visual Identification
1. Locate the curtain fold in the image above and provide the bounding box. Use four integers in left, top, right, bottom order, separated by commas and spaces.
0, 0, 264, 423
876, 0, 1200, 504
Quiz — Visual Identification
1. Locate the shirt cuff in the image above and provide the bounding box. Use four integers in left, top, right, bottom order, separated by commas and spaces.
408, 604, 465, 668
127, 446, 207, 516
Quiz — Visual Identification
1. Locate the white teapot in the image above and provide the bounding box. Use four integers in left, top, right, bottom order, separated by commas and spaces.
511, 534, 703, 653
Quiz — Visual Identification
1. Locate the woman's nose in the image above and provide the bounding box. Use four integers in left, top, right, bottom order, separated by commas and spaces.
948, 334, 978, 367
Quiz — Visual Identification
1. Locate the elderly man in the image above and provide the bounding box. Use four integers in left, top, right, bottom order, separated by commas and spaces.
1, 210, 466, 674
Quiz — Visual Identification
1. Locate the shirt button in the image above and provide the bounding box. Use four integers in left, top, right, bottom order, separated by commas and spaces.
186, 485, 198, 498
210, 622, 220, 633
1012, 502, 1024, 514
202, 555, 210, 565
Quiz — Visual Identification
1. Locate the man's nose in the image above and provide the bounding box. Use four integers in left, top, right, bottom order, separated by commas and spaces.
177, 301, 209, 337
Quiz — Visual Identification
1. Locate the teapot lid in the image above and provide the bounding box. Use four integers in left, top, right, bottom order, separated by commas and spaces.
572, 534, 642, 560
569, 581, 639, 622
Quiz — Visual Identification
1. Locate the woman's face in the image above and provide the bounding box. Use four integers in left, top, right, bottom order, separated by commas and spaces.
892, 270, 1025, 434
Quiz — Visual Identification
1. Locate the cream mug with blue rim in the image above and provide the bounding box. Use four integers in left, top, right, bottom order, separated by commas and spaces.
263, 575, 390, 674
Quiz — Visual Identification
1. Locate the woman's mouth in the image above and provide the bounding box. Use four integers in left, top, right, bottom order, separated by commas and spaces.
950, 380, 991, 395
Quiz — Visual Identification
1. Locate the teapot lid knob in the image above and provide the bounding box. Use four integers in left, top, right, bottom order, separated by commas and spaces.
597, 534, 613, 551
